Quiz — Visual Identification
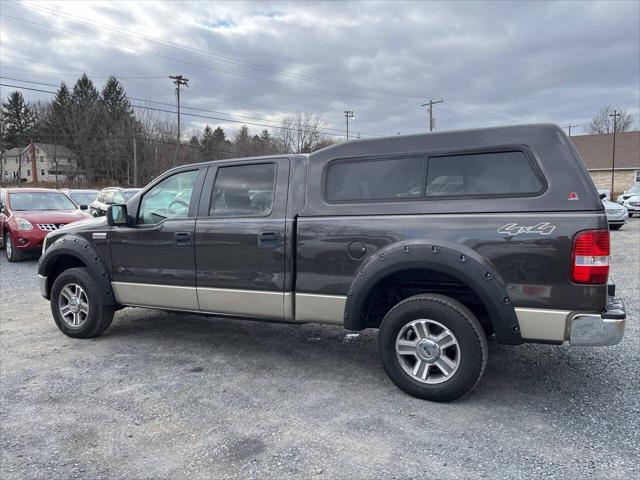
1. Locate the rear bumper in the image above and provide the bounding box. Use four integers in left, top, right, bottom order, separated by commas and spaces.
569, 296, 626, 346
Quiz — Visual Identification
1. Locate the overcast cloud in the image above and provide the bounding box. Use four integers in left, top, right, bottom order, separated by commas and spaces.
1, 0, 638, 140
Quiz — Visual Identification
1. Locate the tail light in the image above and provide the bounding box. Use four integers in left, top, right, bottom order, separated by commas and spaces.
571, 229, 610, 284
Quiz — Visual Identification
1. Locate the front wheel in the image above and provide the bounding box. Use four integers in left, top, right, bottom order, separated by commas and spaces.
50, 267, 115, 338
4, 233, 23, 262
609, 224, 623, 231
378, 294, 488, 402
628, 213, 634, 218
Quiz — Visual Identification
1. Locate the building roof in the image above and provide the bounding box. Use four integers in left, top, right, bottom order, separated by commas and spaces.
1, 147, 24, 157
33, 143, 76, 158
571, 130, 640, 170
1, 143, 76, 159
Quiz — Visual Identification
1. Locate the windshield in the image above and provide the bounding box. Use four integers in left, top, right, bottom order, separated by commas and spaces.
123, 189, 141, 200
627, 185, 640, 195
9, 192, 78, 211
70, 191, 98, 205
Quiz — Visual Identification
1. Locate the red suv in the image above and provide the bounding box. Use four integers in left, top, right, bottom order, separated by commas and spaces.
0, 188, 92, 262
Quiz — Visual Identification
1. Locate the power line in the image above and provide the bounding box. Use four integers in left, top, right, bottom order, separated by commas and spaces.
6, 0, 429, 101
0, 82, 380, 139
0, 13, 425, 105
0, 73, 387, 136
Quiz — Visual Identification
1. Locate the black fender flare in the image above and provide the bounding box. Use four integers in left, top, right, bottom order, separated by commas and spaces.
343, 240, 522, 344
37, 234, 116, 305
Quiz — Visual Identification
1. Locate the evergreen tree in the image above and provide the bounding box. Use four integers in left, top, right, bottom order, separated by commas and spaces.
234, 125, 252, 157
73, 73, 100, 105
101, 76, 132, 120
1, 91, 35, 149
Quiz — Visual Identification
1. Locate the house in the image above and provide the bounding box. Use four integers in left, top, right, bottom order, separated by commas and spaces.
1, 143, 77, 183
571, 131, 640, 195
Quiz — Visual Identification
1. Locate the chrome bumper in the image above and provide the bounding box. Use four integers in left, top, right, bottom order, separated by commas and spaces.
38, 274, 48, 299
569, 297, 626, 346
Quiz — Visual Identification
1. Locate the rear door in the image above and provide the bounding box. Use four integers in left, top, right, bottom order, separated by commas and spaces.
194, 158, 289, 320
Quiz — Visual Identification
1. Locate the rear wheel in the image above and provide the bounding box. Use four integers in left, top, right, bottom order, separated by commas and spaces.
629, 213, 634, 218
50, 267, 114, 338
4, 233, 23, 262
378, 294, 488, 402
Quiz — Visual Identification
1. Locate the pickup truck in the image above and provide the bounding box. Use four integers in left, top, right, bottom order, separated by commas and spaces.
38, 124, 626, 402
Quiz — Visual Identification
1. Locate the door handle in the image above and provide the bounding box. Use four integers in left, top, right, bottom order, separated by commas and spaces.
258, 231, 279, 248
174, 232, 192, 246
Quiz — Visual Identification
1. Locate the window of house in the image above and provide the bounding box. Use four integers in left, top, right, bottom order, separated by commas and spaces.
209, 163, 276, 217
41, 169, 45, 176
138, 170, 199, 224
26, 170, 31, 177
425, 151, 544, 197
325, 156, 426, 202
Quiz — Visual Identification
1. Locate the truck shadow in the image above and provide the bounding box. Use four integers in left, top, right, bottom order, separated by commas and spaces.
100, 307, 623, 410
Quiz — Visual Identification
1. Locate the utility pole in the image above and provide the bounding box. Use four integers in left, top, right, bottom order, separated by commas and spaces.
564, 124, 578, 137
344, 110, 354, 140
170, 75, 189, 164
609, 110, 620, 196
421, 98, 444, 132
132, 128, 138, 187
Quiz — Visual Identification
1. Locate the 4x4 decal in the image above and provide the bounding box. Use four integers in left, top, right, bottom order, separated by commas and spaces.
497, 222, 556, 236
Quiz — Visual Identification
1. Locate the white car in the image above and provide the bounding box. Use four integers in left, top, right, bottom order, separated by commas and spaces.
616, 184, 640, 204
602, 198, 629, 229
622, 195, 640, 217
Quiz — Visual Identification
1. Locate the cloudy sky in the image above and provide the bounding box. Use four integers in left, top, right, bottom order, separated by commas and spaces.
1, 0, 638, 140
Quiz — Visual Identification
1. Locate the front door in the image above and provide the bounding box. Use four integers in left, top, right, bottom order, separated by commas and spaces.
194, 158, 289, 319
110, 167, 204, 310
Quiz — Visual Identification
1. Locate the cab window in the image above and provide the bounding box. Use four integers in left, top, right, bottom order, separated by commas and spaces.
138, 170, 199, 224
209, 163, 276, 217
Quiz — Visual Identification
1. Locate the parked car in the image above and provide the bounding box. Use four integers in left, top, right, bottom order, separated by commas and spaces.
0, 188, 91, 262
60, 189, 99, 210
601, 196, 628, 229
597, 188, 610, 201
37, 124, 626, 402
615, 184, 640, 204
621, 195, 640, 217
89, 187, 141, 216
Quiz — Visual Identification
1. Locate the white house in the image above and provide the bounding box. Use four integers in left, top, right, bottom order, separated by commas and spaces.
1, 143, 77, 183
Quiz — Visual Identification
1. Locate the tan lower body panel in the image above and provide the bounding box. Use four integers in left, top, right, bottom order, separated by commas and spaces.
112, 282, 347, 325
197, 287, 284, 320
294, 293, 346, 325
514, 307, 571, 342
112, 282, 199, 311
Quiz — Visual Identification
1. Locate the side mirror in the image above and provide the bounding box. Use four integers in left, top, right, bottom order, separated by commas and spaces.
107, 204, 128, 226
599, 193, 607, 199
79, 204, 88, 210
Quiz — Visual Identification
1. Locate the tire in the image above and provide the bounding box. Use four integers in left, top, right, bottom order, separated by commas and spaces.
609, 224, 622, 231
4, 233, 23, 262
628, 213, 633, 218
50, 267, 115, 338
378, 294, 488, 402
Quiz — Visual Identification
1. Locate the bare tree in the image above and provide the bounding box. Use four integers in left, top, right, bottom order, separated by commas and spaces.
585, 106, 634, 134
277, 112, 324, 153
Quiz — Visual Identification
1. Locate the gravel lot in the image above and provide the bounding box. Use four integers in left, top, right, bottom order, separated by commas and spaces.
1, 220, 638, 480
